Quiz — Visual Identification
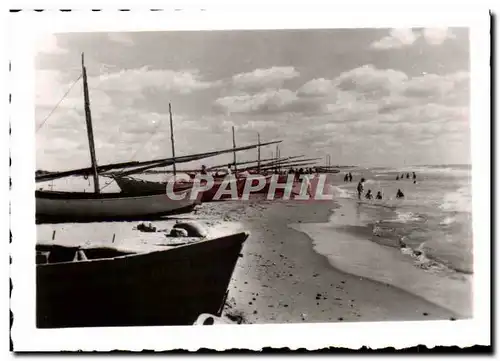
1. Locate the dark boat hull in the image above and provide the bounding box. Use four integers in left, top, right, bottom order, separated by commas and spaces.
36, 232, 249, 328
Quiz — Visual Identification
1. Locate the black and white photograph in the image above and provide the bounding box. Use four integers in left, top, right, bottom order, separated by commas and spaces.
8, 8, 490, 351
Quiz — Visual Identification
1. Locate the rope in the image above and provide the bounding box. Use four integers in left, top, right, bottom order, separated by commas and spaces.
36, 74, 83, 133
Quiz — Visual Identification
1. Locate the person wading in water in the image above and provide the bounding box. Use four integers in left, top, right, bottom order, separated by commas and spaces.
365, 189, 373, 200
357, 178, 365, 200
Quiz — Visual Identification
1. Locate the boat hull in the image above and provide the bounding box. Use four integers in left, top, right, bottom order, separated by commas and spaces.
36, 232, 249, 328
35, 190, 198, 223
113, 176, 246, 202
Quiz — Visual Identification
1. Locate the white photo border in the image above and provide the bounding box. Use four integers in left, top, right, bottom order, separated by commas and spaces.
7, 8, 491, 351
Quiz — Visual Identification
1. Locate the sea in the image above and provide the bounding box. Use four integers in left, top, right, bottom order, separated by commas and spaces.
292, 164, 473, 317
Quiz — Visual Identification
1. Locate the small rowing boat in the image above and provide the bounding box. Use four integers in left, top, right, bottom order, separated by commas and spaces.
36, 231, 249, 328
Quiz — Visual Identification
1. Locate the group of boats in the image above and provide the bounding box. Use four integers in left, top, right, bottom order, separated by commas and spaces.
34, 54, 339, 328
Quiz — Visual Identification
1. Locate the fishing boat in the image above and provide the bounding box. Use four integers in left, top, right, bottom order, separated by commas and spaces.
112, 133, 308, 200
35, 189, 199, 224
36, 231, 249, 328
35, 54, 205, 223
113, 175, 248, 202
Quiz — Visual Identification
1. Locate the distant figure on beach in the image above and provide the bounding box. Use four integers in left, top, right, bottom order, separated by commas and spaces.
365, 189, 373, 200
200, 165, 208, 175
396, 189, 405, 198
406, 173, 410, 179
349, 172, 353, 182
396, 175, 399, 180
357, 178, 365, 200
412, 172, 416, 180
376, 191, 382, 200
344, 174, 348, 182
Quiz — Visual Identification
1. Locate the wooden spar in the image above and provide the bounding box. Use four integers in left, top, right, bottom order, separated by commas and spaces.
277, 146, 281, 173
259, 160, 319, 171
259, 157, 321, 169
260, 158, 319, 168
81, 53, 100, 193
257, 133, 261, 173
232, 126, 237, 173
275, 145, 278, 173
246, 155, 305, 167
168, 103, 177, 177
118, 139, 282, 177
207, 156, 281, 171
36, 139, 283, 183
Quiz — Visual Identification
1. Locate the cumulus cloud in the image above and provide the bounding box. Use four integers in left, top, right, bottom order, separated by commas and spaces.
422, 28, 456, 45
214, 89, 298, 114
93, 67, 217, 94
371, 27, 457, 50
35, 29, 470, 170
370, 28, 420, 49
335, 65, 408, 97
214, 65, 468, 125
297, 78, 336, 98
231, 67, 299, 90
212, 63, 469, 167
35, 65, 220, 133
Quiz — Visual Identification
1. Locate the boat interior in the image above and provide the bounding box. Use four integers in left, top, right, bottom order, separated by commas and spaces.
36, 243, 134, 265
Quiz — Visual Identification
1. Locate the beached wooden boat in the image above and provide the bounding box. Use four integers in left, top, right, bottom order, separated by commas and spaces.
113, 172, 310, 200
113, 175, 247, 202
35, 189, 199, 223
36, 231, 249, 328
35, 55, 205, 223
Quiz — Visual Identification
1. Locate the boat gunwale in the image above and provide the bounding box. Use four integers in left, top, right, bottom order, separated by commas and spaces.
36, 231, 249, 267
35, 189, 194, 200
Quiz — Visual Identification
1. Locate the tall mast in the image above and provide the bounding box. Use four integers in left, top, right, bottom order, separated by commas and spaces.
257, 133, 261, 173
275, 144, 278, 173
81, 53, 100, 193
232, 126, 237, 173
169, 103, 177, 177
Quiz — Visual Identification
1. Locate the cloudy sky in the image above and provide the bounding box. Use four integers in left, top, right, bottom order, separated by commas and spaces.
35, 28, 470, 171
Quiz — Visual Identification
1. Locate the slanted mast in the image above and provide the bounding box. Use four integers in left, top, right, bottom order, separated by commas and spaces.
81, 53, 100, 193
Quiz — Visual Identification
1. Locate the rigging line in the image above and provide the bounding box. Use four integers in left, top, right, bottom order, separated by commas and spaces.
36, 74, 83, 133
98, 117, 166, 192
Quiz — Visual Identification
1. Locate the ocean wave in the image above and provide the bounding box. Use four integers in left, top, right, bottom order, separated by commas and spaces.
370, 165, 471, 177
371, 223, 472, 277
439, 186, 472, 213
440, 216, 456, 226
329, 185, 355, 199
390, 211, 422, 223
